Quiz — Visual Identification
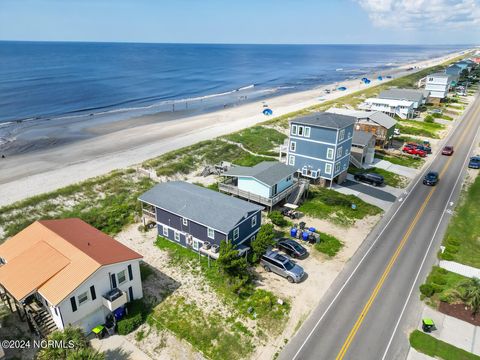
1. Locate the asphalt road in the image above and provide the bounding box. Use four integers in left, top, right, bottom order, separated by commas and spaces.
280, 94, 480, 360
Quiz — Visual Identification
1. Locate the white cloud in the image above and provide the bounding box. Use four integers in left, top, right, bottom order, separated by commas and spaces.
356, 0, 480, 30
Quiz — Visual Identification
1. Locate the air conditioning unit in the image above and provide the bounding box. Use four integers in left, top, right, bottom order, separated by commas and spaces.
203, 241, 211, 250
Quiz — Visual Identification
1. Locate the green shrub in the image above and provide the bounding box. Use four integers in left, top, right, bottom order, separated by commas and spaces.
430, 274, 447, 286
420, 284, 435, 297
268, 211, 289, 227
315, 232, 343, 257
441, 252, 455, 261
251, 224, 275, 262
117, 312, 143, 335
424, 115, 434, 123
446, 245, 459, 254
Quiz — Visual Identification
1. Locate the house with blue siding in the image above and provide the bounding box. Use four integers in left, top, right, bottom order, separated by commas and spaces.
219, 161, 299, 210
285, 112, 356, 185
139, 181, 263, 257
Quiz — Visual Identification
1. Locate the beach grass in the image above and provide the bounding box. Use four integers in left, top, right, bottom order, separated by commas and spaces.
396, 119, 445, 139
0, 169, 154, 243
410, 330, 480, 360
374, 150, 425, 169
298, 186, 382, 227
224, 125, 287, 156
348, 166, 408, 188
314, 232, 344, 257
143, 139, 272, 177
440, 176, 480, 267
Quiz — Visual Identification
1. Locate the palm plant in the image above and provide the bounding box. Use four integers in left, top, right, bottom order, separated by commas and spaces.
454, 277, 480, 315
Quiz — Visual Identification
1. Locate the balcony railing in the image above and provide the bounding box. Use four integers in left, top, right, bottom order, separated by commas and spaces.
219, 180, 299, 207
102, 288, 128, 312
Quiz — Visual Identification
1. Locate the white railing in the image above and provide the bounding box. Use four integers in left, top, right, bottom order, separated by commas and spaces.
219, 181, 299, 207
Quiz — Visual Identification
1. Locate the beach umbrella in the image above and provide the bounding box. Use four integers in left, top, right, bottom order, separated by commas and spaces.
337, 86, 347, 91
377, 76, 383, 81
263, 108, 273, 116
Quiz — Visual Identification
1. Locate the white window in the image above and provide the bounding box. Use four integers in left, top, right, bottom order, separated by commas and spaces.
78, 291, 88, 306
174, 231, 181, 242
162, 226, 168, 237
290, 141, 296, 152
325, 163, 332, 174
335, 162, 341, 173
182, 218, 188, 226
117, 270, 126, 284
337, 147, 343, 158
233, 227, 239, 240
291, 124, 298, 135
193, 239, 200, 251
251, 215, 257, 228
289, 155, 295, 166
326, 148, 334, 160
207, 227, 215, 239
304, 127, 311, 138
298, 126, 304, 136
339, 129, 345, 141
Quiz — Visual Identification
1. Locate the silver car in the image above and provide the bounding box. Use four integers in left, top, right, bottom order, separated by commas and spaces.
260, 250, 305, 283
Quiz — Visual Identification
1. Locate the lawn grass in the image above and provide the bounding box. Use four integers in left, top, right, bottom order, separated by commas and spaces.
396, 119, 445, 139
315, 232, 344, 257
143, 139, 271, 177
410, 330, 480, 360
419, 266, 468, 306
150, 296, 254, 360
298, 186, 382, 226
0, 169, 154, 243
440, 176, 480, 267
155, 237, 290, 332
348, 166, 408, 188
375, 150, 425, 169
224, 126, 287, 156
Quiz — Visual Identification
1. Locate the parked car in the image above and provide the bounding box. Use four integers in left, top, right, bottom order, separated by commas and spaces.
402, 147, 427, 157
423, 171, 439, 186
415, 145, 432, 154
353, 173, 385, 187
277, 239, 308, 259
261, 250, 305, 283
468, 156, 480, 169
428, 108, 443, 115
442, 146, 454, 156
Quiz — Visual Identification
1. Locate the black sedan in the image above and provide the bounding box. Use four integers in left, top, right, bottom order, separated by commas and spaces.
423, 171, 439, 186
277, 239, 308, 259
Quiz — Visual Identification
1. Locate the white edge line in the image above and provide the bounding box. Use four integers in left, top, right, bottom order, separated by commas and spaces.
381, 104, 480, 360
289, 96, 477, 360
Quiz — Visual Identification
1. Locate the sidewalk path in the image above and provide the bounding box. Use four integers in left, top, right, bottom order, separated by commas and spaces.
420, 306, 480, 355
91, 335, 151, 360
371, 159, 420, 179
406, 348, 435, 360
439, 260, 480, 279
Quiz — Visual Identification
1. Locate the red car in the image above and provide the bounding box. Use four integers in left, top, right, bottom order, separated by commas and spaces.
442, 146, 454, 156
402, 146, 427, 157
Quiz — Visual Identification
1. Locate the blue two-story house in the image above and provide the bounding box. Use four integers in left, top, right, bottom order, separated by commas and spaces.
139, 181, 263, 257
285, 112, 356, 185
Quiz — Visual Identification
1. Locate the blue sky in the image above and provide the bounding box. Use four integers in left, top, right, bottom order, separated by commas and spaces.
1, 0, 479, 44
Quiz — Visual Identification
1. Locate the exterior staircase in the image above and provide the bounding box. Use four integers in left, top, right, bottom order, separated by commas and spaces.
287, 179, 309, 205
28, 307, 57, 337
349, 154, 363, 169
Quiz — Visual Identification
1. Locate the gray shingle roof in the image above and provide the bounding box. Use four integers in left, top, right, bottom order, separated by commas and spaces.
378, 89, 425, 103
367, 111, 397, 129
352, 131, 374, 146
430, 72, 450, 78
139, 181, 263, 233
223, 161, 295, 187
291, 112, 356, 129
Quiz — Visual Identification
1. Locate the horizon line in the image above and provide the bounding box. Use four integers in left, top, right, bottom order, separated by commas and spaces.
0, 39, 478, 47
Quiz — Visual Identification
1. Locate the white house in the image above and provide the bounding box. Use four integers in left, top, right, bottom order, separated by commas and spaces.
0, 219, 143, 336
378, 88, 429, 109
358, 98, 415, 119
425, 72, 451, 101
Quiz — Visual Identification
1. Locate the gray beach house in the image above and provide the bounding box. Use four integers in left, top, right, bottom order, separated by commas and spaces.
285, 112, 356, 185
139, 181, 263, 257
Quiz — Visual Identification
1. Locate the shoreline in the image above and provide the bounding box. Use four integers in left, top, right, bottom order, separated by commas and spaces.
0, 49, 468, 207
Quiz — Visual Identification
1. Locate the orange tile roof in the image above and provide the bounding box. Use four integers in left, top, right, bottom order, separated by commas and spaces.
0, 219, 142, 305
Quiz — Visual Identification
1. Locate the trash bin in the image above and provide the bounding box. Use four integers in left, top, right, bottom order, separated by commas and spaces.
422, 318, 435, 333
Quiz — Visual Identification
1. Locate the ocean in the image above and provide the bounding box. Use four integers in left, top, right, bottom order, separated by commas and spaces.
0, 42, 468, 153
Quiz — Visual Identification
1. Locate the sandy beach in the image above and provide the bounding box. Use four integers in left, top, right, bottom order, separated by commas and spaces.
0, 49, 467, 207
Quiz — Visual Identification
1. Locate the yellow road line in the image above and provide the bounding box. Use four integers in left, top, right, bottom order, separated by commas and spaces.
335, 102, 480, 360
